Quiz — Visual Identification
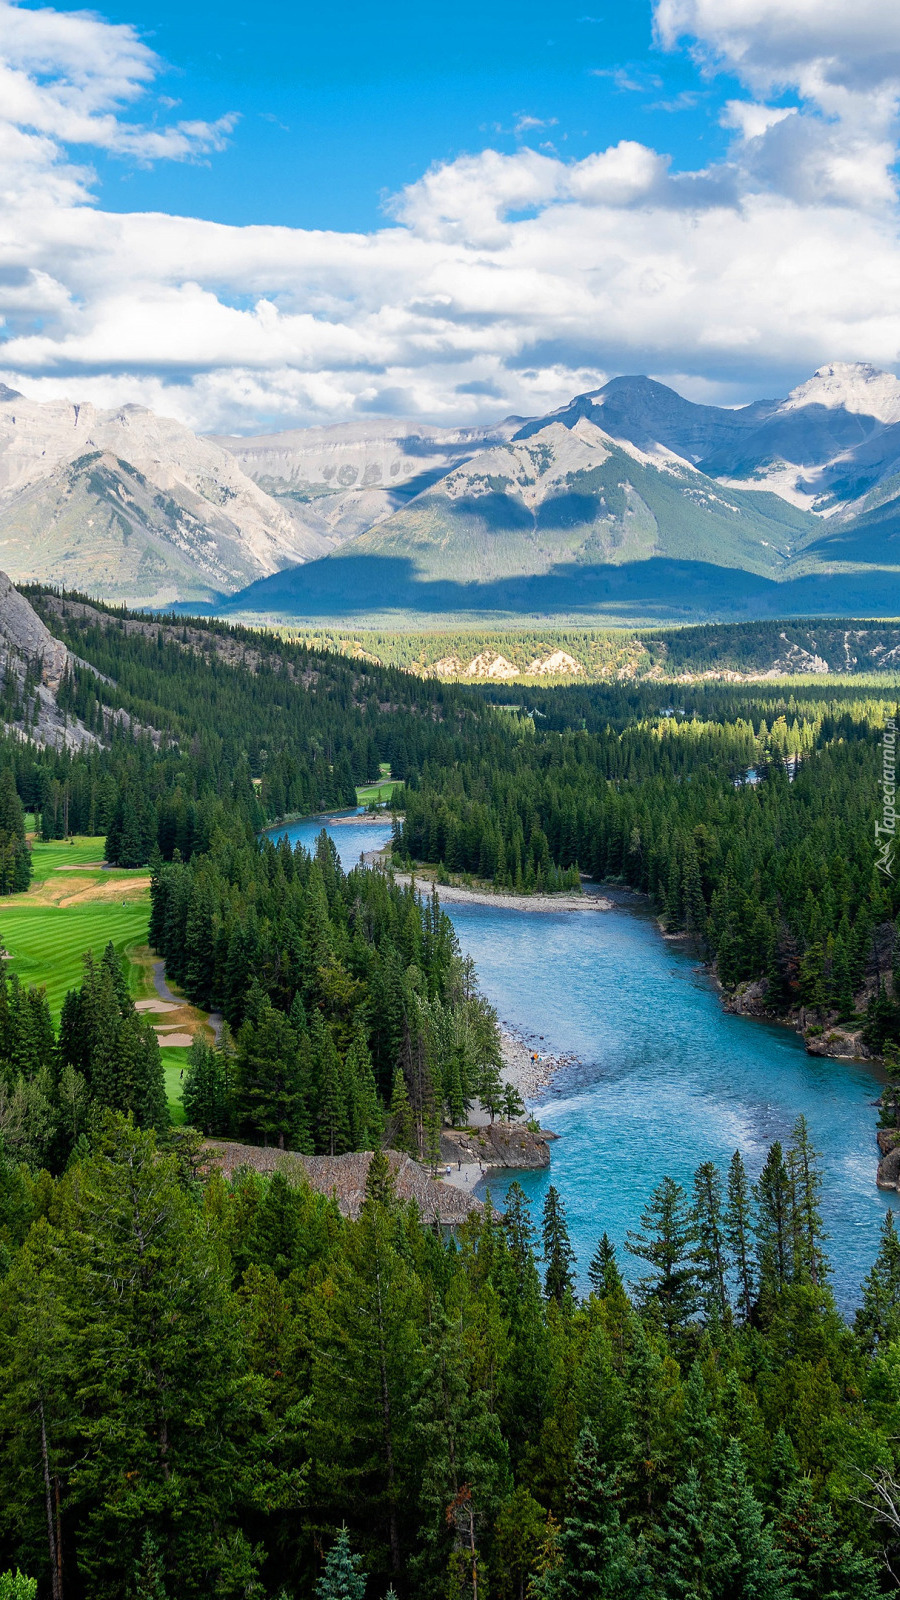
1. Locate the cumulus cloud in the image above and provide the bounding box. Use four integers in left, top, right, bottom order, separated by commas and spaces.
0, 0, 236, 184
0, 0, 897, 432
654, 0, 900, 98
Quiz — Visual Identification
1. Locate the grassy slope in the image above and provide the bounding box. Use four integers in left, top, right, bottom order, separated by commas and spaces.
2, 837, 152, 1019
0, 838, 235, 1126
163, 1048, 189, 1125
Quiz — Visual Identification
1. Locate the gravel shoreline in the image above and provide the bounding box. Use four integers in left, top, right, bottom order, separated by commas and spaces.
500, 1025, 580, 1100
392, 871, 613, 913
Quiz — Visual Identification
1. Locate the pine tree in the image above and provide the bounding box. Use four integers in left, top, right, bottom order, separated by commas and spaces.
725, 1150, 755, 1321
315, 1529, 367, 1600
755, 1142, 792, 1297
317, 1025, 351, 1156
785, 1115, 828, 1286
799, 940, 828, 1011
542, 1186, 576, 1306
587, 1233, 623, 1297
626, 1176, 700, 1338
492, 1487, 549, 1600
365, 1147, 396, 1208
388, 1064, 416, 1156
233, 999, 309, 1150
682, 841, 707, 950
536, 1427, 641, 1600
133, 1531, 168, 1600
1, 1118, 245, 1596
0, 1575, 37, 1600
307, 1191, 422, 1580
504, 1181, 539, 1294
345, 1020, 384, 1150
883, 1043, 900, 1130
775, 1478, 879, 1600
856, 1209, 900, 1351
692, 1161, 728, 1321
182, 1036, 229, 1135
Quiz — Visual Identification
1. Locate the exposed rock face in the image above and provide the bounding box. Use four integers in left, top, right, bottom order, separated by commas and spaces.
0, 393, 336, 603
202, 1141, 483, 1223
0, 569, 69, 688
526, 649, 584, 676
464, 651, 519, 679
0, 569, 100, 750
877, 1129, 900, 1190
720, 978, 772, 1018
805, 1027, 870, 1059
440, 1122, 553, 1170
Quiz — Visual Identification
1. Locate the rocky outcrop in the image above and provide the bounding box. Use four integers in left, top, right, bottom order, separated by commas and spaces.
805, 1027, 870, 1059
203, 1141, 483, 1223
719, 978, 873, 1062
0, 569, 69, 688
720, 978, 773, 1019
440, 1122, 553, 1171
877, 1129, 900, 1190
0, 569, 102, 750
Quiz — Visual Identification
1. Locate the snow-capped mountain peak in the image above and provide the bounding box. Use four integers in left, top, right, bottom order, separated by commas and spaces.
779, 362, 900, 425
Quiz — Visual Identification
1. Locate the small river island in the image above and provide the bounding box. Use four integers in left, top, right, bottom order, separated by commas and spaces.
272, 811, 893, 1311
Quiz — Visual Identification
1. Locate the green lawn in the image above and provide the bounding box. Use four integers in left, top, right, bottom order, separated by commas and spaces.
26, 835, 110, 883
3, 837, 192, 1126
163, 1049, 189, 1125
0, 835, 152, 1018
1, 902, 152, 1019
356, 778, 400, 803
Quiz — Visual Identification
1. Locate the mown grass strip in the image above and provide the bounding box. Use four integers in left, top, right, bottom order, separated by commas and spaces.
163, 1049, 189, 1125
26, 836, 111, 883
0, 903, 150, 1019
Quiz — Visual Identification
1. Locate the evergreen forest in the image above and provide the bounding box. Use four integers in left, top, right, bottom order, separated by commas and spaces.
0, 594, 900, 1594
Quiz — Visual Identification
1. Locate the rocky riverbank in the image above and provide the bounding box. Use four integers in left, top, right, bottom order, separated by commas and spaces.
500, 1026, 580, 1099
876, 1128, 900, 1190
718, 975, 874, 1063
392, 870, 613, 912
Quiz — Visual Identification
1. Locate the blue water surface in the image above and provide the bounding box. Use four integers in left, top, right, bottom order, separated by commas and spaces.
271, 812, 891, 1309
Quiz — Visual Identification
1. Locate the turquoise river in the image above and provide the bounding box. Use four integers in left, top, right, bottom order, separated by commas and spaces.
272, 811, 893, 1311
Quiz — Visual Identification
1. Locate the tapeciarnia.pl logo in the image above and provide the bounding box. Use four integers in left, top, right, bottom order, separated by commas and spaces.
877, 716, 897, 877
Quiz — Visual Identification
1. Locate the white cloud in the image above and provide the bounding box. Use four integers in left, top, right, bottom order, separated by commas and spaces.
654, 0, 900, 98
720, 100, 796, 141
0, 0, 897, 433
0, 0, 237, 178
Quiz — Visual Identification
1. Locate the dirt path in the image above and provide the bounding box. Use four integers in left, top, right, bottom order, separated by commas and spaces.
152, 959, 181, 1005
151, 959, 224, 1042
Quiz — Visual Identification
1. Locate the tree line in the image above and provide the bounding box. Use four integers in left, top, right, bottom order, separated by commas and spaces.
393, 686, 900, 1043
1, 1112, 899, 1597
153, 826, 507, 1155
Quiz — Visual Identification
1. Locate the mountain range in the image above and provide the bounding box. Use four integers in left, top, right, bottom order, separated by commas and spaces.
3, 362, 900, 619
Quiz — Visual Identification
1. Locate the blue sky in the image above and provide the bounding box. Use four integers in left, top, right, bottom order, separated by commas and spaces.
0, 0, 898, 432
66, 0, 749, 232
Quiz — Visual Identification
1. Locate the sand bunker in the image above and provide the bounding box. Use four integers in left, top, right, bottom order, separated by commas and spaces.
156, 1032, 193, 1047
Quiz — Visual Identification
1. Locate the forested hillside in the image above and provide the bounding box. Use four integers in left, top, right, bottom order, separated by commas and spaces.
1, 595, 900, 1595
267, 618, 900, 684
394, 680, 900, 1046
3, 1111, 900, 1598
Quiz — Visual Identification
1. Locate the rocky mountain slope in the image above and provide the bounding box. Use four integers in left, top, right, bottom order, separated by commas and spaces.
0, 569, 95, 749
0, 392, 342, 606
226, 362, 900, 619
323, 416, 815, 580
210, 415, 521, 542
6, 362, 900, 617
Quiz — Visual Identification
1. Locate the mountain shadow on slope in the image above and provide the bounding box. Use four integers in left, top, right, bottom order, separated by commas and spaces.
220, 552, 900, 622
